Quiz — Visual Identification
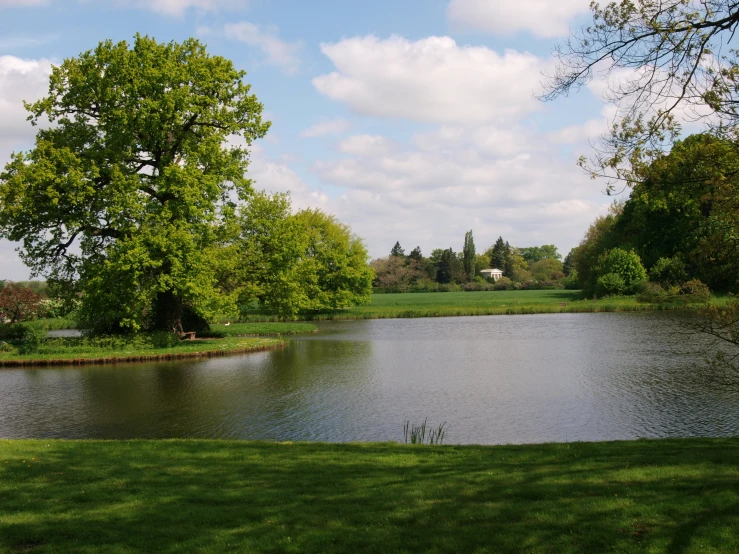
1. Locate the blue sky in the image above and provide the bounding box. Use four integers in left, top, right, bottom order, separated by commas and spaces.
1, 0, 618, 280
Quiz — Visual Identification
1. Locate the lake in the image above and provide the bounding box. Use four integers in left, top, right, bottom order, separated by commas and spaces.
1, 312, 737, 444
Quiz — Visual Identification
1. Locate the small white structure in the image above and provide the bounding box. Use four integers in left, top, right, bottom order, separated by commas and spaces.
480, 268, 504, 281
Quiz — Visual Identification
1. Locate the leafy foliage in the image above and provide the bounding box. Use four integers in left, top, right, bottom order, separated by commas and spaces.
0, 35, 269, 333
649, 257, 688, 287
462, 230, 476, 281
544, 0, 739, 185
234, 193, 373, 318
0, 283, 44, 324
595, 273, 626, 297
594, 248, 647, 294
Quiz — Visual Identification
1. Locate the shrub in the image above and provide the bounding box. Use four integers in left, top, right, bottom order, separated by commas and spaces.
649, 256, 688, 286
0, 324, 27, 341
0, 341, 15, 353
596, 273, 626, 297
150, 331, 181, 349
637, 283, 678, 304
18, 326, 46, 354
679, 279, 711, 304
626, 279, 649, 296
494, 277, 513, 290
594, 248, 647, 294
562, 271, 580, 290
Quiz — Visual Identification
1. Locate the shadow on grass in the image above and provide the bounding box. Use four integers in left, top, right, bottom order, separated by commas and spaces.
2, 439, 739, 553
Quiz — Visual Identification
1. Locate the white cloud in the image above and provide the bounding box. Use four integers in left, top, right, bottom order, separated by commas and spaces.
337, 134, 390, 156
447, 0, 591, 38
550, 105, 617, 144
0, 55, 53, 162
412, 125, 536, 157
312, 35, 545, 124
300, 118, 351, 138
218, 22, 302, 74
0, 0, 48, 6
121, 0, 248, 16
311, 126, 610, 257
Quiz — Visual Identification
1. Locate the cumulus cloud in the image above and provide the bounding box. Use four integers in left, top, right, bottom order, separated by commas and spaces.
121, 0, 248, 16
312, 35, 545, 124
300, 118, 351, 138
337, 134, 391, 156
0, 55, 52, 162
412, 125, 537, 157
206, 22, 302, 74
447, 0, 591, 38
310, 126, 610, 256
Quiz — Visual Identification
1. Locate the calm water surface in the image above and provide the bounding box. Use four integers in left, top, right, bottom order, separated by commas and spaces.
1, 312, 738, 444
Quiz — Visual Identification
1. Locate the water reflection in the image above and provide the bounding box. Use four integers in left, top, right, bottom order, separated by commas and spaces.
0, 312, 737, 443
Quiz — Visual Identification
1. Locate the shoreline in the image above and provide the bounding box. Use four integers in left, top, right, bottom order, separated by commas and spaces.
247, 301, 693, 322
0, 338, 286, 368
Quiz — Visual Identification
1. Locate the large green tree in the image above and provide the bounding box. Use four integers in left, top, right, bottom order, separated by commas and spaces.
232, 193, 374, 318
613, 134, 739, 291
0, 35, 269, 333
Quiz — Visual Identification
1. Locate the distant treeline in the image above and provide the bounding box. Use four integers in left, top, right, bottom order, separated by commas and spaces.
371, 234, 574, 293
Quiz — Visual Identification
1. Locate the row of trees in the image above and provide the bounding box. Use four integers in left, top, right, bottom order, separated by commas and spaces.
371, 232, 569, 292
0, 36, 373, 335
567, 134, 739, 298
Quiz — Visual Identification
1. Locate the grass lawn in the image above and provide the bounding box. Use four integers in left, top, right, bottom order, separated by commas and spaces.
0, 336, 284, 367
240, 290, 692, 321
1, 438, 738, 553
203, 322, 318, 337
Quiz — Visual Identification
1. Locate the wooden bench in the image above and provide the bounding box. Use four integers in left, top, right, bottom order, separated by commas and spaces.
173, 321, 196, 340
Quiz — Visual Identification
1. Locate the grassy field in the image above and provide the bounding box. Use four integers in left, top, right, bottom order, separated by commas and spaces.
0, 336, 284, 367
203, 322, 318, 337
1, 438, 738, 553
240, 290, 693, 321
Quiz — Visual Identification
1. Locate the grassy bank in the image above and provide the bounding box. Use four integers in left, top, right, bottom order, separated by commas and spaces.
203, 322, 317, 337
1, 438, 738, 553
241, 290, 695, 321
0, 336, 285, 367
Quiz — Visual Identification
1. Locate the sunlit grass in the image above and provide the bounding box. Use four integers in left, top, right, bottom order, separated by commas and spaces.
240, 290, 699, 321
0, 336, 284, 366
203, 322, 317, 337
1, 438, 738, 553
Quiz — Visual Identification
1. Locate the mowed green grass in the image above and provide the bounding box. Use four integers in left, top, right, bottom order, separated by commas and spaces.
239, 290, 682, 321
1, 438, 739, 553
204, 322, 318, 337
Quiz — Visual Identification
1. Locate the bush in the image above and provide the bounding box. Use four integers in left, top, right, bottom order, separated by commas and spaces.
649, 256, 688, 286
679, 279, 711, 304
637, 283, 678, 304
562, 271, 580, 290
494, 277, 513, 290
18, 326, 46, 354
0, 324, 28, 341
412, 279, 440, 293
626, 279, 649, 296
0, 341, 15, 353
596, 273, 626, 297
150, 331, 181, 349
593, 248, 647, 294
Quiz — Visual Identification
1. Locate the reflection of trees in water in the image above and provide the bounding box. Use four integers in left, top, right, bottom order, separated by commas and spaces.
582, 313, 739, 438
262, 340, 374, 390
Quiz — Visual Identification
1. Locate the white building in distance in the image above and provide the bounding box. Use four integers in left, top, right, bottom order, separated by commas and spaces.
480, 268, 504, 281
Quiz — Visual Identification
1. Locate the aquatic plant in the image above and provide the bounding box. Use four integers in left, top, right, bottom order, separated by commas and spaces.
403, 419, 447, 445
